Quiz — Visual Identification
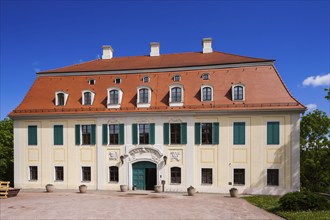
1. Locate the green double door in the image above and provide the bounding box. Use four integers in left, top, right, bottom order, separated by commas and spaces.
132, 161, 157, 190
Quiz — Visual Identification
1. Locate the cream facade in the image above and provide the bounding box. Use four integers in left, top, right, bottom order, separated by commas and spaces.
14, 112, 300, 195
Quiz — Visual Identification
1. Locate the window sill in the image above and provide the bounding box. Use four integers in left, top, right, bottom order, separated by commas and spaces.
233, 184, 245, 186
54, 180, 64, 182
137, 103, 151, 108
81, 181, 91, 183
107, 104, 121, 109
266, 184, 279, 187
108, 181, 119, 184
169, 102, 183, 107
170, 183, 181, 185
201, 183, 213, 186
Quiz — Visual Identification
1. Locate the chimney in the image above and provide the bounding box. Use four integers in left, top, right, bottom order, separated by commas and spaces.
202, 38, 213, 53
102, 45, 113, 59
150, 42, 160, 56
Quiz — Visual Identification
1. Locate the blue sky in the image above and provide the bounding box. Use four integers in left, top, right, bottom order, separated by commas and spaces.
1, 0, 329, 119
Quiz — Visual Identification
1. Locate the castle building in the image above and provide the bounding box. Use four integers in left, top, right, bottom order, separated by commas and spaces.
10, 38, 305, 195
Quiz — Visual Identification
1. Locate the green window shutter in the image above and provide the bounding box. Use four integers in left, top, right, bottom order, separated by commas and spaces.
195, 123, 201, 145
54, 125, 63, 145
119, 124, 125, 145
181, 123, 187, 145
212, 122, 219, 145
75, 124, 80, 145
267, 122, 279, 145
90, 124, 96, 145
234, 122, 245, 145
150, 123, 155, 145
132, 124, 138, 145
28, 125, 37, 145
163, 123, 169, 145
102, 124, 108, 145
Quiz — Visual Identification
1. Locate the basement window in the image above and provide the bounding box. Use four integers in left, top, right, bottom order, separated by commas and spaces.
202, 73, 210, 80
114, 78, 121, 84
143, 76, 150, 83
89, 79, 95, 85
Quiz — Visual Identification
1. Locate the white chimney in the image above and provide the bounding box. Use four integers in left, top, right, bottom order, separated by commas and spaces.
150, 42, 160, 56
102, 45, 113, 59
202, 38, 213, 53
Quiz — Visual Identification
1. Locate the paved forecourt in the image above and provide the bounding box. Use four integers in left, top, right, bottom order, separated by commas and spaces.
0, 190, 283, 219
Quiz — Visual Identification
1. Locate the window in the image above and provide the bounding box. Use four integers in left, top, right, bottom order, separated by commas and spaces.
109, 90, 119, 104
201, 86, 212, 101
201, 168, 212, 184
109, 166, 119, 182
173, 75, 181, 82
232, 85, 245, 101
267, 169, 279, 186
57, 93, 65, 106
171, 167, 181, 184
89, 79, 95, 85
267, 122, 280, 145
54, 125, 63, 145
143, 76, 150, 83
114, 78, 121, 84
139, 88, 149, 103
132, 123, 155, 145
109, 124, 119, 145
55, 166, 64, 181
171, 87, 182, 102
83, 92, 92, 105
195, 122, 219, 145
163, 123, 187, 145
202, 123, 212, 144
28, 125, 37, 145
170, 124, 181, 144
202, 73, 210, 80
55, 91, 68, 106
233, 122, 245, 145
234, 169, 245, 185
82, 167, 91, 182
75, 124, 96, 145
139, 124, 150, 144
29, 166, 38, 181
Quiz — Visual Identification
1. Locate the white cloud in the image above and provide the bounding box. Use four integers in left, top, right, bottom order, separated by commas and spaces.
306, 104, 317, 112
302, 73, 330, 87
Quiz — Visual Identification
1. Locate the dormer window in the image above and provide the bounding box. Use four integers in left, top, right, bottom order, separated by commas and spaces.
232, 84, 245, 101
114, 78, 121, 84
202, 73, 210, 80
169, 84, 184, 107
201, 85, 213, 101
55, 91, 68, 106
173, 75, 181, 82
137, 87, 151, 108
143, 76, 150, 83
88, 79, 95, 85
107, 87, 123, 109
82, 90, 95, 105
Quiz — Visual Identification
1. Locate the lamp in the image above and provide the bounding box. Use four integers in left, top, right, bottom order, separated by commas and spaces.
120, 155, 124, 164
163, 155, 167, 165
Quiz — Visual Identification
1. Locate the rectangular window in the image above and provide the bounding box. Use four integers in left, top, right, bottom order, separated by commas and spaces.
82, 125, 91, 145
109, 166, 119, 182
54, 125, 63, 145
29, 166, 38, 181
82, 167, 91, 182
267, 169, 279, 186
234, 169, 245, 185
170, 124, 181, 144
139, 124, 150, 144
267, 122, 280, 145
171, 167, 181, 184
28, 125, 37, 145
233, 122, 245, 145
109, 124, 119, 145
55, 166, 64, 181
201, 123, 212, 144
201, 168, 212, 184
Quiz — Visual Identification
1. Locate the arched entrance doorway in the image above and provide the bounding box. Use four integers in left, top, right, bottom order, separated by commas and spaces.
132, 161, 157, 190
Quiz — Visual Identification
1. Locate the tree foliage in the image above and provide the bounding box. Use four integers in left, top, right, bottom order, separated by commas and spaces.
300, 110, 330, 193
0, 118, 14, 183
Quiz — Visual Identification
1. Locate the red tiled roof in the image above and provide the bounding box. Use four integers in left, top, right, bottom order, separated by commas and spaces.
38, 51, 273, 74
10, 63, 305, 118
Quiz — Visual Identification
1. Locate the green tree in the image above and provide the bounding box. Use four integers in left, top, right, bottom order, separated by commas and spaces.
325, 88, 330, 100
0, 118, 14, 185
300, 110, 330, 193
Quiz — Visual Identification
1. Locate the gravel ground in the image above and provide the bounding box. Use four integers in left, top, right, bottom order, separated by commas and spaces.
0, 190, 283, 220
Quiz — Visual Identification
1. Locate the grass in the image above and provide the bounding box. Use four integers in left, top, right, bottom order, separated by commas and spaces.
243, 195, 330, 220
